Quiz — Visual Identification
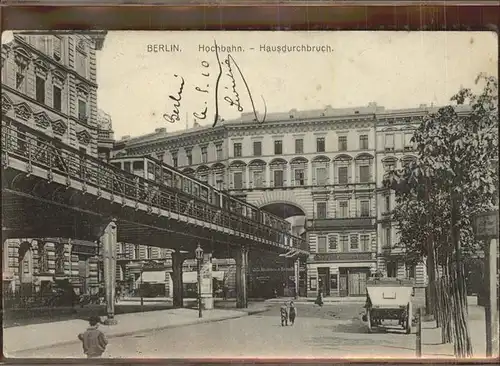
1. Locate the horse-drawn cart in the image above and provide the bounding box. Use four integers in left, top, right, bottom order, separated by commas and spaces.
362, 277, 414, 334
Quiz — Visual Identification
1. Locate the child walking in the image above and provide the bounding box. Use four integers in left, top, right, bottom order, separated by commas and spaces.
78, 316, 108, 358
280, 301, 289, 326
288, 301, 297, 326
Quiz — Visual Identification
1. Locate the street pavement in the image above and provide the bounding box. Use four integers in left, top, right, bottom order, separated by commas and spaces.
7, 298, 496, 359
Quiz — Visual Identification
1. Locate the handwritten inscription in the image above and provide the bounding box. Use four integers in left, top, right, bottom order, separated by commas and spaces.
163, 40, 267, 128
223, 56, 243, 112
162, 74, 185, 123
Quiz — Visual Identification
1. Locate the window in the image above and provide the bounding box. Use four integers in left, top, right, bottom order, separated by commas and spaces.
216, 144, 223, 160
360, 234, 371, 252
253, 141, 262, 156
350, 234, 359, 250
36, 36, 48, 52
233, 143, 242, 157
294, 169, 305, 186
385, 227, 392, 247
35, 76, 45, 103
359, 135, 369, 149
78, 100, 87, 122
316, 137, 325, 152
124, 162, 131, 172
16, 70, 25, 90
53, 85, 62, 111
253, 171, 263, 188
338, 136, 347, 151
404, 133, 413, 151
295, 139, 303, 154
317, 236, 327, 253
172, 153, 178, 167
340, 235, 349, 252
274, 140, 282, 155
385, 195, 391, 212
408, 264, 416, 279
338, 166, 348, 184
134, 245, 140, 259
233, 172, 243, 189
385, 134, 394, 150
316, 167, 327, 185
359, 165, 370, 183
316, 202, 327, 219
201, 146, 208, 163
328, 235, 338, 251
53, 36, 62, 61
76, 50, 87, 77
273, 170, 283, 187
339, 201, 348, 218
186, 149, 193, 165
360, 200, 370, 217
147, 246, 152, 259
387, 261, 397, 278
216, 174, 223, 190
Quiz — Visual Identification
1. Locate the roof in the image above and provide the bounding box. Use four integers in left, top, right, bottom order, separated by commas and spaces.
117, 103, 473, 145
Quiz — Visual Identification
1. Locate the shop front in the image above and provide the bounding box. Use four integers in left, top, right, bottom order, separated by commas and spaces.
307, 252, 377, 298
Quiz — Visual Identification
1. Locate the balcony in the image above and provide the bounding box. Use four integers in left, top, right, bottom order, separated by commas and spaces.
307, 217, 376, 230
311, 252, 375, 262
380, 210, 394, 221
382, 245, 405, 257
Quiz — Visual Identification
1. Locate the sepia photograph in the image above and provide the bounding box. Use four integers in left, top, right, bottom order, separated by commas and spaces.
1, 30, 498, 360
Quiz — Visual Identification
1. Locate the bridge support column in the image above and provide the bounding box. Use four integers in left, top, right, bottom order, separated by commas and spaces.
101, 220, 118, 325
294, 258, 300, 299
172, 251, 185, 308
200, 252, 214, 310
234, 245, 248, 309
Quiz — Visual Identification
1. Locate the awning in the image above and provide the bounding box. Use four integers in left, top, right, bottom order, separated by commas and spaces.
140, 271, 167, 283
182, 271, 225, 284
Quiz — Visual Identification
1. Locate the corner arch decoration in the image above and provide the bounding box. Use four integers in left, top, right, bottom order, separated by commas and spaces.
34, 111, 51, 129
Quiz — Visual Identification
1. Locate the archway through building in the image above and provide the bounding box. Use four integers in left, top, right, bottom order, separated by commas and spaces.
260, 202, 307, 237
248, 202, 308, 299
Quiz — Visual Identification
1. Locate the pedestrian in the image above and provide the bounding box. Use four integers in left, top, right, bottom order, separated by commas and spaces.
288, 301, 297, 326
280, 301, 289, 326
77, 316, 108, 358
314, 290, 324, 307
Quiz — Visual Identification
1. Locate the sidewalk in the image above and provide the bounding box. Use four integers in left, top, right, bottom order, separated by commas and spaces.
3, 303, 269, 356
265, 296, 366, 305
419, 298, 499, 358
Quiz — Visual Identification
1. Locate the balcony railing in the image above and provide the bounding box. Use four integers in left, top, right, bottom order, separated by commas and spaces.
307, 217, 376, 229
2, 121, 308, 253
312, 252, 375, 262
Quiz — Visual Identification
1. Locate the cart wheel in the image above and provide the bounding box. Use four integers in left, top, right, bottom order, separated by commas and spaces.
367, 309, 372, 333
405, 303, 412, 334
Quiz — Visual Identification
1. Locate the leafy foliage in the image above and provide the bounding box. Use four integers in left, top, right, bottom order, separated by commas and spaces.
385, 74, 498, 357
385, 74, 498, 263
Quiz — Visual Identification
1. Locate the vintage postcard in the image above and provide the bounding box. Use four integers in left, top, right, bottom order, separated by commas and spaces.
1, 30, 498, 359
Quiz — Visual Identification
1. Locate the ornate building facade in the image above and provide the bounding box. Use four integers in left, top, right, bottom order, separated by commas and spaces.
113, 103, 439, 298
2, 32, 107, 297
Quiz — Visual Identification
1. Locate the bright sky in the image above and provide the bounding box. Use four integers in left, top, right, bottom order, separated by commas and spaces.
92, 31, 495, 139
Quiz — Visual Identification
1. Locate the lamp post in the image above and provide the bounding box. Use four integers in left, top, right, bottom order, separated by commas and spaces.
195, 244, 204, 318
139, 261, 145, 311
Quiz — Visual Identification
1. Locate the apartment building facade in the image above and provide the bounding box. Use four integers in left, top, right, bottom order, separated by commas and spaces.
113, 103, 440, 297
2, 32, 108, 296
